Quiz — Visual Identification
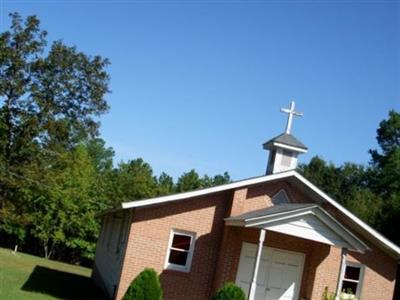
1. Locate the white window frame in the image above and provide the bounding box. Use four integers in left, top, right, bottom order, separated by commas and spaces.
164, 229, 196, 272
339, 262, 365, 299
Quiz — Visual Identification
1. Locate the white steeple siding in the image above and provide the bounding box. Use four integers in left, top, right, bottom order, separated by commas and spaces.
267, 148, 299, 174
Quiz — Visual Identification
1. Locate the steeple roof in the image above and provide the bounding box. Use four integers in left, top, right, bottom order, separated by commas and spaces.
263, 133, 308, 151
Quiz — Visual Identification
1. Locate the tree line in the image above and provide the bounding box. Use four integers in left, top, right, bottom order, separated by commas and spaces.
1, 14, 399, 266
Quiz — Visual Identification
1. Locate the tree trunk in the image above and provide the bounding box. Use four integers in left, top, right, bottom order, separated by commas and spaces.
44, 243, 49, 259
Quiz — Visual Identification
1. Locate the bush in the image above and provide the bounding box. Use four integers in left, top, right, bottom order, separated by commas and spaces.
322, 287, 357, 300
322, 287, 335, 300
213, 282, 246, 300
123, 268, 162, 300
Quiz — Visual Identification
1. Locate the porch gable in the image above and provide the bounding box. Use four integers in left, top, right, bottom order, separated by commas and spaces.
225, 203, 368, 253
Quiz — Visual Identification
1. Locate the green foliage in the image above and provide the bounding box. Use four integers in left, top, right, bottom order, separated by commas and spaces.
322, 287, 336, 300
300, 110, 400, 244
176, 169, 231, 192
176, 169, 202, 192
116, 159, 158, 202
322, 287, 357, 300
0, 12, 110, 262
156, 172, 175, 196
298, 157, 383, 229
369, 110, 400, 244
123, 268, 162, 300
212, 282, 246, 300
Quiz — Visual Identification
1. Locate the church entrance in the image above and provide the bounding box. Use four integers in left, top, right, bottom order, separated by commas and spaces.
235, 243, 305, 300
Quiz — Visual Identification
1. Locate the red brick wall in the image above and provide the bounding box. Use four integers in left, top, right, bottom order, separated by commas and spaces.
229, 181, 306, 217
115, 192, 231, 300
319, 201, 398, 300
347, 246, 397, 300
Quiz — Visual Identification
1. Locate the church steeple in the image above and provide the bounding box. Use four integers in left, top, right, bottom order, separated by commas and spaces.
263, 101, 308, 174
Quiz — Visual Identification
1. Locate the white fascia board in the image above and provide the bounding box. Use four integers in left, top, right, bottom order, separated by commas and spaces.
246, 210, 315, 227
313, 207, 369, 253
244, 207, 368, 253
121, 170, 296, 209
231, 205, 318, 225
293, 171, 400, 257
272, 142, 308, 153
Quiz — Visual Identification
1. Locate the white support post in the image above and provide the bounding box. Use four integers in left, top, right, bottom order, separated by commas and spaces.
248, 229, 266, 300
335, 247, 348, 299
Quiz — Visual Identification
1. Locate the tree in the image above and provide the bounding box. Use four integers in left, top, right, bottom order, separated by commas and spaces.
85, 138, 114, 173
369, 110, 400, 243
298, 157, 382, 228
176, 169, 202, 192
156, 172, 175, 196
176, 169, 231, 192
0, 12, 109, 171
116, 159, 157, 202
211, 172, 231, 186
298, 156, 344, 201
0, 13, 110, 257
27, 146, 99, 260
369, 110, 400, 195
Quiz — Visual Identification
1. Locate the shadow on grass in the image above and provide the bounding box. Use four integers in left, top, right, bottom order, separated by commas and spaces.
22, 265, 107, 300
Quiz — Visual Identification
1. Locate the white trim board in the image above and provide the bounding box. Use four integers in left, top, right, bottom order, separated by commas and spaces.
273, 142, 308, 153
226, 205, 368, 253
119, 170, 400, 258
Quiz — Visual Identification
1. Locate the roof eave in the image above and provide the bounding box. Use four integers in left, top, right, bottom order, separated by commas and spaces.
226, 205, 369, 253
121, 170, 297, 209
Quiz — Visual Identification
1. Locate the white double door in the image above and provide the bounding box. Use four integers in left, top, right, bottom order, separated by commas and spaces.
235, 243, 305, 300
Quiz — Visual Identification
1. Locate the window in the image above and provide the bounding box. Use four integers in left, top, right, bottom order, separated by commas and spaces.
272, 189, 290, 205
340, 263, 364, 298
165, 230, 196, 272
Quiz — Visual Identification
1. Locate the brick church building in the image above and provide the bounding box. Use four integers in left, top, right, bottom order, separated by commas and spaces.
93, 102, 399, 300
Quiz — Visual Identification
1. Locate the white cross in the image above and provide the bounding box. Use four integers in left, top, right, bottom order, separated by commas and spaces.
281, 101, 303, 134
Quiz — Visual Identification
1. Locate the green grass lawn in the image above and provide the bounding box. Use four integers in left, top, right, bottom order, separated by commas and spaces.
0, 247, 106, 300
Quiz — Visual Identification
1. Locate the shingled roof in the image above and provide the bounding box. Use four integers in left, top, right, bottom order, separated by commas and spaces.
263, 133, 308, 151
225, 203, 317, 221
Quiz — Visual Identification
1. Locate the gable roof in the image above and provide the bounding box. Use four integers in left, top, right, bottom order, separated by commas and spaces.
225, 203, 369, 253
263, 133, 308, 151
120, 170, 400, 259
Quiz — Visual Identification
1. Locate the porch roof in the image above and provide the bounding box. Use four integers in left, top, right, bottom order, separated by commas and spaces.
225, 203, 369, 253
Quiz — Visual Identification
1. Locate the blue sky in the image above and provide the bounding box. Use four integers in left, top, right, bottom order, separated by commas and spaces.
1, 1, 399, 179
